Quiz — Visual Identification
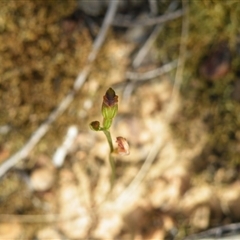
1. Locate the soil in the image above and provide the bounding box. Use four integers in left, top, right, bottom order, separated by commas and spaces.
0, 1, 240, 239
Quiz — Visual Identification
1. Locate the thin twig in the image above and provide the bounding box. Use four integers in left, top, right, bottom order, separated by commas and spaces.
123, 1, 180, 101
171, 0, 189, 99
132, 24, 163, 68
133, 0, 180, 68
165, 0, 189, 120
184, 222, 240, 240
116, 1, 187, 207
148, 0, 158, 16
123, 60, 178, 101
0, 213, 79, 223
126, 60, 178, 81
112, 9, 184, 27
0, 0, 119, 178
52, 125, 78, 167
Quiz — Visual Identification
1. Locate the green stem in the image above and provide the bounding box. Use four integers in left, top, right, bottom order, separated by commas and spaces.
103, 130, 115, 187
109, 153, 115, 187
103, 130, 114, 153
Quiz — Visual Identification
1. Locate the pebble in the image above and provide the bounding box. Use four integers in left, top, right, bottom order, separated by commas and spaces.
0, 223, 22, 239
36, 227, 62, 240
30, 167, 55, 191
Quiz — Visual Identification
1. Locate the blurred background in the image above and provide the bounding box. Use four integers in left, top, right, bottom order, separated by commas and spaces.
0, 0, 240, 239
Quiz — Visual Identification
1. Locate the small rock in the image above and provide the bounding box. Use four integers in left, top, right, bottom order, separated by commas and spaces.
36, 227, 62, 240
219, 182, 240, 220
149, 165, 190, 209
191, 205, 211, 230
93, 209, 123, 239
30, 167, 55, 191
57, 178, 91, 239
181, 186, 213, 212
0, 223, 22, 239
215, 167, 237, 183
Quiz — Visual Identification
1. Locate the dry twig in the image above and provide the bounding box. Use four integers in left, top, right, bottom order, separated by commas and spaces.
116, 1, 187, 207
148, 0, 158, 16
132, 0, 180, 68
122, 1, 180, 101
165, 0, 189, 120
112, 9, 184, 27
171, 0, 189, 99
0, 213, 79, 223
0, 0, 119, 178
184, 222, 240, 240
126, 60, 178, 81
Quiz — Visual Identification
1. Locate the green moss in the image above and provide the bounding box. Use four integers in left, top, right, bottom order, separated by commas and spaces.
0, 0, 93, 154
164, 0, 240, 170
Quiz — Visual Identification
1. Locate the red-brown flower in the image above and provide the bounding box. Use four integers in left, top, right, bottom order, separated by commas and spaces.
116, 137, 130, 156
103, 88, 118, 107
102, 88, 118, 129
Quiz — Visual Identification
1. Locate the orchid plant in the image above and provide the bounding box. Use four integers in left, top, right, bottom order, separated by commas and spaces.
90, 88, 129, 187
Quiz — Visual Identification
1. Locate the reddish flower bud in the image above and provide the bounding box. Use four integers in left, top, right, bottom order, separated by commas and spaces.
116, 137, 130, 156
90, 121, 101, 131
103, 88, 118, 107
102, 88, 118, 125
